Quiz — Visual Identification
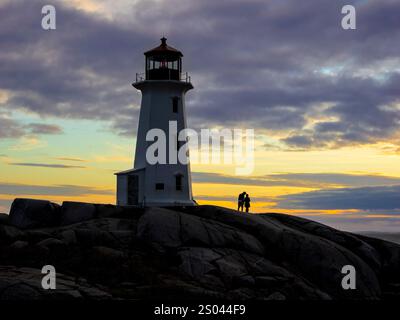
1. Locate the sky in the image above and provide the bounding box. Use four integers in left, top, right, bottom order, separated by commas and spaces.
0, 0, 400, 232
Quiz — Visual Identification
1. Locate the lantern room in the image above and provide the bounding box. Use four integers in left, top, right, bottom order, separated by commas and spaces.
144, 37, 183, 81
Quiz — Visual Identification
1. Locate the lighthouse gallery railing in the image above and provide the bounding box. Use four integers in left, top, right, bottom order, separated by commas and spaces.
135, 72, 191, 83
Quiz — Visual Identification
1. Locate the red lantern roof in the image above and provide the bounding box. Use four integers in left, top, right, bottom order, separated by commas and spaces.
144, 37, 183, 57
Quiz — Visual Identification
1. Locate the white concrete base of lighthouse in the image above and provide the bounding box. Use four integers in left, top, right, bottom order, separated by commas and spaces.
115, 167, 196, 207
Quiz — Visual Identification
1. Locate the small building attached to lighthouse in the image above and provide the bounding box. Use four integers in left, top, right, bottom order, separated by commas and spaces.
115, 37, 196, 207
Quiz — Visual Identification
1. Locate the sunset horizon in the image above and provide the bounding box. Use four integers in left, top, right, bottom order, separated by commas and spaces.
1, 0, 400, 234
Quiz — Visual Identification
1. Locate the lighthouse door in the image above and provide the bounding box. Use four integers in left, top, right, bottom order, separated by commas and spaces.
127, 175, 139, 205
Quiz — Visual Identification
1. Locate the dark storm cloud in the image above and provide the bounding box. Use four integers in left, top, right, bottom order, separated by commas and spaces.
0, 0, 400, 145
277, 185, 400, 210
0, 0, 145, 135
10, 162, 85, 169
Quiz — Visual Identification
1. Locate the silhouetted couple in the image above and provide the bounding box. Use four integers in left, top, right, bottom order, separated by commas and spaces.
238, 192, 251, 213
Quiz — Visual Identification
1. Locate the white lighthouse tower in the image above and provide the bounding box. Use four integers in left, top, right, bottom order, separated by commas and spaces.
115, 37, 196, 207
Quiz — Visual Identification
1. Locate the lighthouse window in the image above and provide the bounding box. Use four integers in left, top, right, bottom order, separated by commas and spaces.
172, 97, 179, 113
175, 175, 183, 191
155, 183, 164, 190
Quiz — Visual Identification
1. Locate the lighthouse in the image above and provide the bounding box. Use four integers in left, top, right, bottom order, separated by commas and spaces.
115, 37, 196, 207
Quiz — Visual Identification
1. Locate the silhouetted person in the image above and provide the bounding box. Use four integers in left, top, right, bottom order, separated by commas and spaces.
238, 192, 246, 211
244, 194, 251, 213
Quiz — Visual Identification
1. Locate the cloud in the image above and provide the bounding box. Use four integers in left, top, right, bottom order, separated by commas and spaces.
193, 172, 400, 188
25, 123, 63, 135
277, 185, 400, 210
282, 135, 315, 148
0, 114, 25, 139
0, 113, 63, 139
0, 0, 399, 147
0, 182, 113, 196
268, 173, 400, 188
297, 213, 400, 233
0, 0, 143, 136
55, 157, 86, 162
9, 162, 86, 169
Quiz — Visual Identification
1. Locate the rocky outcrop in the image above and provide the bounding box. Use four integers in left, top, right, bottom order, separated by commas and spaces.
1, 201, 400, 300
9, 199, 61, 229
60, 201, 96, 226
0, 266, 111, 300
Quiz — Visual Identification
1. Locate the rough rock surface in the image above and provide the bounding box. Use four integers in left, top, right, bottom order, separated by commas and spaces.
0, 266, 111, 300
1, 202, 400, 300
60, 201, 96, 226
9, 198, 60, 229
